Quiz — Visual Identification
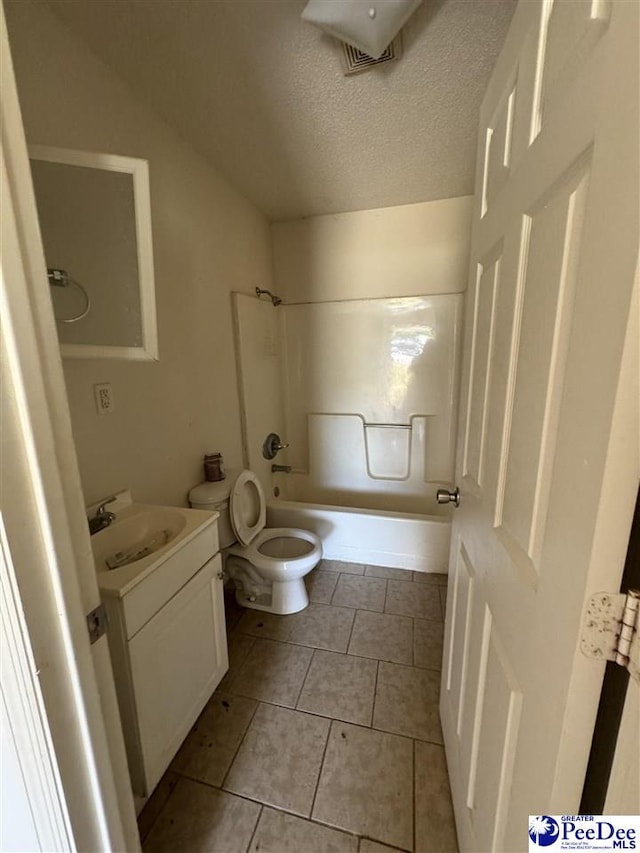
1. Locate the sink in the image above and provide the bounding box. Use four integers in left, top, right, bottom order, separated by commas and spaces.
92, 507, 187, 571
89, 492, 219, 592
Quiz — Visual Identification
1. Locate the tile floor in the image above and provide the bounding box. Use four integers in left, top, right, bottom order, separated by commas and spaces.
139, 561, 458, 853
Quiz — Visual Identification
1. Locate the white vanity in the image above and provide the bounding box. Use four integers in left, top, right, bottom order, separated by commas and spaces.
92, 494, 228, 799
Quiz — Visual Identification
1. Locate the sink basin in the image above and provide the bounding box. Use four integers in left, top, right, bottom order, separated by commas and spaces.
92, 507, 187, 571
90, 492, 219, 602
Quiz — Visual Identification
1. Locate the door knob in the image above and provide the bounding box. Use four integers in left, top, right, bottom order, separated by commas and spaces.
436, 487, 460, 508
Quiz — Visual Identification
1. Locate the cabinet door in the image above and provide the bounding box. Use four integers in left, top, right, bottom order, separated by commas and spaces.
128, 553, 228, 794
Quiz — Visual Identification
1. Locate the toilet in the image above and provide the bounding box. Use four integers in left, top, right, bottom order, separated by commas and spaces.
189, 469, 322, 614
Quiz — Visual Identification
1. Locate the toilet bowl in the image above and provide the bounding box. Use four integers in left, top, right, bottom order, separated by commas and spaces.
189, 469, 322, 614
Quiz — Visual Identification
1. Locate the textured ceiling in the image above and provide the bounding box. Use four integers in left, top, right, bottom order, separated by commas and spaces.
42, 0, 516, 221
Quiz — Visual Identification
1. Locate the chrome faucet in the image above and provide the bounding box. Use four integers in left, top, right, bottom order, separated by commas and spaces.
88, 496, 117, 535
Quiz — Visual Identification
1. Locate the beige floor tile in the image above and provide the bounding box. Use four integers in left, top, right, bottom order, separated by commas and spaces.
412, 571, 449, 586
232, 639, 313, 707
439, 586, 447, 620
415, 742, 458, 852
413, 619, 444, 671
225, 703, 330, 817
306, 570, 340, 604
219, 632, 255, 691
373, 662, 442, 744
385, 580, 442, 620
143, 777, 259, 853
287, 603, 356, 652
297, 650, 378, 725
171, 693, 257, 786
236, 608, 293, 641
249, 807, 358, 852
364, 565, 411, 581
318, 559, 365, 575
332, 575, 387, 612
359, 840, 406, 853
348, 610, 413, 665
312, 722, 414, 850
137, 770, 179, 844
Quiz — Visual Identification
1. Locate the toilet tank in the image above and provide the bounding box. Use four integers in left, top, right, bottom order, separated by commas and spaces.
189, 473, 239, 548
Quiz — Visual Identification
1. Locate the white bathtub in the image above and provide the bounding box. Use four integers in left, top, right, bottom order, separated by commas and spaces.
266, 499, 451, 574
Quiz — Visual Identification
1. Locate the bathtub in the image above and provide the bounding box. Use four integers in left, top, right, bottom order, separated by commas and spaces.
266, 499, 451, 574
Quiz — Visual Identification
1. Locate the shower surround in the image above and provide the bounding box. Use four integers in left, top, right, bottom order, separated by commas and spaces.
278, 295, 461, 513
233, 291, 462, 571
233, 195, 472, 570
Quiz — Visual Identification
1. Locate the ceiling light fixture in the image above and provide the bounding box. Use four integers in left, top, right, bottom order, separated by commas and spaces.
302, 0, 423, 61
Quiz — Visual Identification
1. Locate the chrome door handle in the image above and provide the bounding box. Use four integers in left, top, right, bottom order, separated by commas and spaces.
436, 487, 460, 508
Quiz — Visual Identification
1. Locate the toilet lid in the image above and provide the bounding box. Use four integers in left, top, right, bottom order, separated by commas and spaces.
229, 470, 266, 546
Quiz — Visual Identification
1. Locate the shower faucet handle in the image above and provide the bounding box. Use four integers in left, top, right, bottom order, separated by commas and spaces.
262, 432, 289, 460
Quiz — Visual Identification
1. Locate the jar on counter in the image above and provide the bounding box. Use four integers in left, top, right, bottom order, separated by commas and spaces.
203, 452, 225, 482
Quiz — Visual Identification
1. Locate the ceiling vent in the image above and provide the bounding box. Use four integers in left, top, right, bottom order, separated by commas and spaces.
341, 36, 402, 75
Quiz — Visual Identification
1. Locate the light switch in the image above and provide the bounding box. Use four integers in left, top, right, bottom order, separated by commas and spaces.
94, 382, 114, 415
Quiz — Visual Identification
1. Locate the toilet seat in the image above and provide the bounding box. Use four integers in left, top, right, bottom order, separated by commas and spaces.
230, 470, 266, 546
243, 527, 321, 573
228, 471, 322, 574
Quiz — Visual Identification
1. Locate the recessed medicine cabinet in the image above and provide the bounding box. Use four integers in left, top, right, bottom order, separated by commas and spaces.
29, 145, 158, 361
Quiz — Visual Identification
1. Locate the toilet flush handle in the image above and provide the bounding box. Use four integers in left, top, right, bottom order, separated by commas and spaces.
262, 432, 290, 460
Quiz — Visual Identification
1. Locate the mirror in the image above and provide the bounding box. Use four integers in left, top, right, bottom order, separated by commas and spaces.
29, 145, 158, 360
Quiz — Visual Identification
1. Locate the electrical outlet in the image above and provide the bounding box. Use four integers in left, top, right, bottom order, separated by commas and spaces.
94, 382, 114, 416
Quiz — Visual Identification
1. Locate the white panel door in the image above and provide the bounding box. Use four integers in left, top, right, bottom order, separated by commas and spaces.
440, 1, 639, 850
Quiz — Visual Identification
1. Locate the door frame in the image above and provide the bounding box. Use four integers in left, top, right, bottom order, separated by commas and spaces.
1, 6, 138, 849
580, 491, 640, 809
551, 262, 639, 809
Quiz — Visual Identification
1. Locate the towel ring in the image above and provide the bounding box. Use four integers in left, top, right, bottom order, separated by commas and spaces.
48, 268, 91, 323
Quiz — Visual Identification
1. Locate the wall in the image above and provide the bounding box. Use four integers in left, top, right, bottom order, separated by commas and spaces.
5, 0, 273, 507
271, 196, 473, 303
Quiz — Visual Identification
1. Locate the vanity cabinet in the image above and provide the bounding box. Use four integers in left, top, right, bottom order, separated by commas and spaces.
100, 515, 228, 798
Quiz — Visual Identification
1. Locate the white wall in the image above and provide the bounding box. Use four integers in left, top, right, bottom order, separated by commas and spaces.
5, 1, 273, 507
271, 196, 473, 303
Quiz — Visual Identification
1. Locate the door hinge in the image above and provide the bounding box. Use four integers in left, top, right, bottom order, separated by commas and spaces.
581, 589, 640, 684
86, 603, 108, 644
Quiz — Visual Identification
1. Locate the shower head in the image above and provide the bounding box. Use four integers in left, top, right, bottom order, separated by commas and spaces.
255, 287, 282, 307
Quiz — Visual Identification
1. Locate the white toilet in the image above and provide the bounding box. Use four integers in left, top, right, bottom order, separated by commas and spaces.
189, 469, 322, 614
